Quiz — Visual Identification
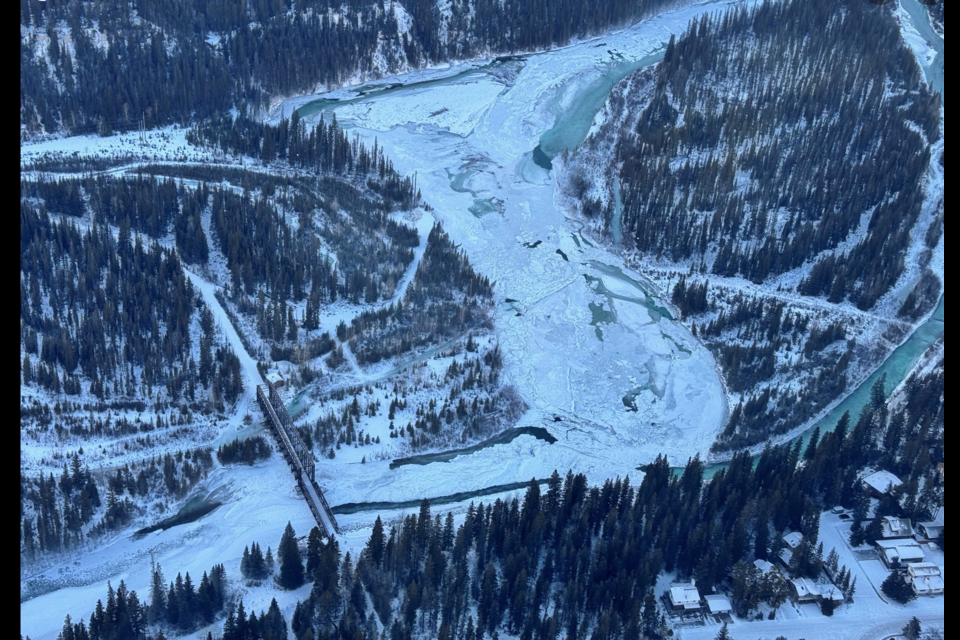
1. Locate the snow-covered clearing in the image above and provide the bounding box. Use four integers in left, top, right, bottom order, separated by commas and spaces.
20, 125, 210, 166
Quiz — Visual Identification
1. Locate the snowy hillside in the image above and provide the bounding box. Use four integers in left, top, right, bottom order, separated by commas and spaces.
562, 0, 945, 454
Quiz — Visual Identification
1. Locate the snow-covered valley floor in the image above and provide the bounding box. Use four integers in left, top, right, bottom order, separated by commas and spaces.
292, 0, 762, 516
20, 0, 945, 636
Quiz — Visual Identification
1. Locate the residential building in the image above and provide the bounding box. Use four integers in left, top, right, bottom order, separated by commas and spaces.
880, 516, 914, 539
789, 578, 821, 604
782, 531, 803, 549
862, 470, 902, 497
876, 539, 924, 567
753, 559, 774, 574
906, 562, 944, 596
667, 583, 702, 613
704, 594, 732, 615
916, 507, 944, 541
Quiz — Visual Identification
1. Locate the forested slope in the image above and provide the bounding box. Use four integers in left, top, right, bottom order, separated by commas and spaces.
19, 204, 241, 561
21, 0, 686, 136
53, 339, 944, 640
565, 0, 944, 451
20, 87, 505, 569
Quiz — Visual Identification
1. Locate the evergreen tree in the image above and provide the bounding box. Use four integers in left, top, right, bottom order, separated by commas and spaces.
148, 563, 166, 625
902, 617, 922, 640
262, 598, 288, 640
278, 522, 304, 590
366, 516, 386, 567
881, 571, 915, 604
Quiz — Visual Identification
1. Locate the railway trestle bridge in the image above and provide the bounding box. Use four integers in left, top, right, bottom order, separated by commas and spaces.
257, 380, 339, 537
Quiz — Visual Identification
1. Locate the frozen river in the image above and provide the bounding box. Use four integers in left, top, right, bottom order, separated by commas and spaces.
26, 0, 945, 634
22, 6, 737, 634
291, 2, 745, 511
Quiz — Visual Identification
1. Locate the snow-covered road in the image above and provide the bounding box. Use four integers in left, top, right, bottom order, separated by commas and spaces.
185, 269, 264, 441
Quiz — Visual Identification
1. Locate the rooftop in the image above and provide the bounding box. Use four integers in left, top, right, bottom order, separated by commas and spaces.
912, 575, 944, 593
862, 470, 903, 493
782, 531, 803, 549
704, 594, 732, 613
876, 539, 922, 551
669, 584, 701, 607
881, 516, 914, 538
754, 559, 774, 574
876, 539, 925, 562
906, 562, 941, 577
791, 578, 820, 598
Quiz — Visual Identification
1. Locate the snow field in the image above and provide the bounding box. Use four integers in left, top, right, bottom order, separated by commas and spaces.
287, 0, 754, 482
22, 0, 944, 636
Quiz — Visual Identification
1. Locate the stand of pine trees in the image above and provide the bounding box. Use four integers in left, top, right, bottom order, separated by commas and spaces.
688, 286, 853, 451
22, 0, 687, 137
218, 436, 274, 466
242, 541, 273, 581
54, 563, 227, 640
257, 350, 941, 640
583, 0, 940, 309
305, 340, 519, 457
189, 112, 417, 205
221, 598, 289, 640
343, 224, 494, 365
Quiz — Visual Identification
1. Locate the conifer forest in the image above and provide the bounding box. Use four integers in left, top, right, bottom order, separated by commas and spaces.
22, 0, 943, 638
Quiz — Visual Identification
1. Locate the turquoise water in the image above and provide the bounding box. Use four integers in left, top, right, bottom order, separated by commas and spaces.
688, 295, 945, 480
585, 260, 674, 321
538, 51, 664, 160
332, 478, 551, 515
296, 58, 523, 120
389, 426, 557, 469
134, 492, 223, 537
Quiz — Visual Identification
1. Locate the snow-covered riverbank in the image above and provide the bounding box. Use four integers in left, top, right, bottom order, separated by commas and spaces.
287, 0, 756, 512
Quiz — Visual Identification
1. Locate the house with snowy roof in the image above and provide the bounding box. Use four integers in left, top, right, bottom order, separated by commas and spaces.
667, 583, 702, 613
753, 559, 774, 574
916, 507, 944, 542
876, 539, 924, 567
778, 531, 803, 568
906, 562, 944, 596
704, 594, 732, 615
782, 531, 803, 549
880, 516, 914, 539
788, 578, 821, 604
265, 371, 285, 388
862, 470, 902, 497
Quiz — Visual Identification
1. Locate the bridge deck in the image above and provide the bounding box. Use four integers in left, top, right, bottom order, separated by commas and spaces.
257, 383, 339, 536
301, 472, 337, 536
